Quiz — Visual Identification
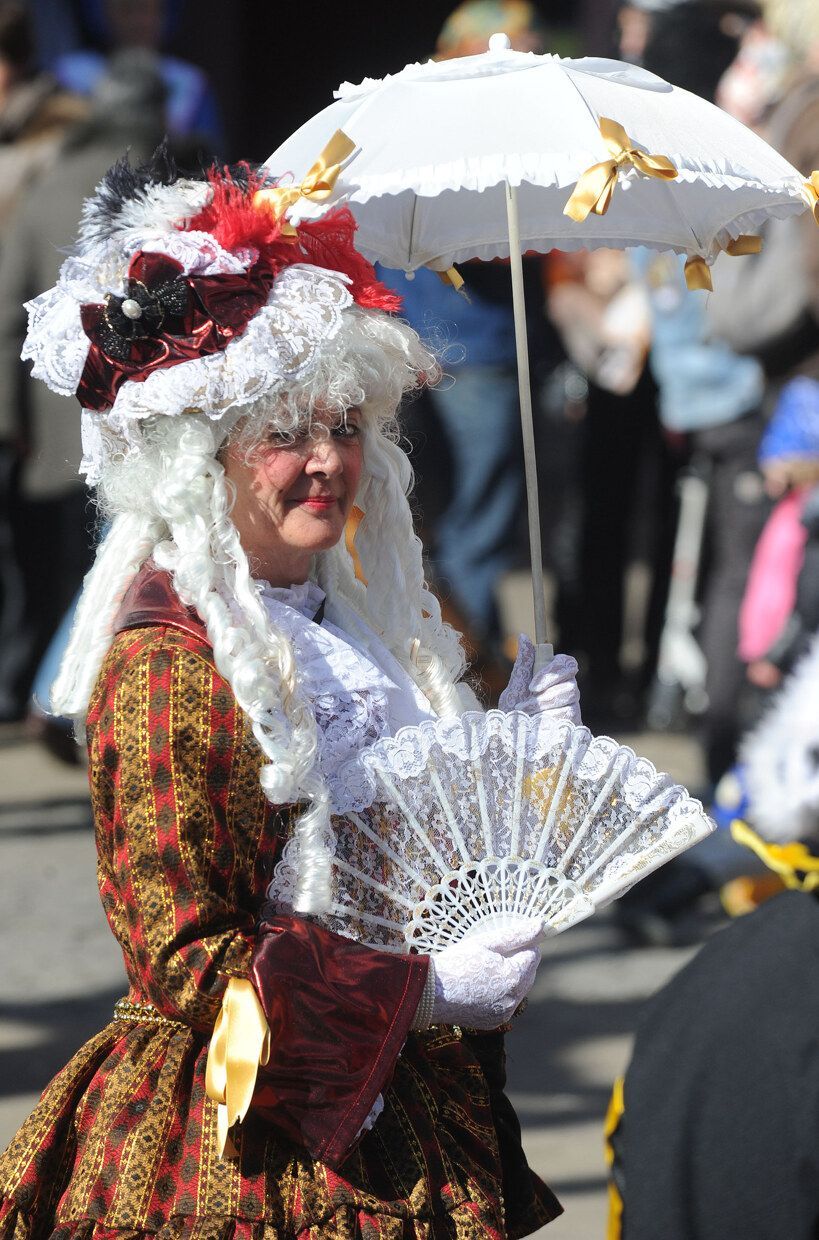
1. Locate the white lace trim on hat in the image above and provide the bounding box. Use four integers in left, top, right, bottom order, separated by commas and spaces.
22, 260, 353, 486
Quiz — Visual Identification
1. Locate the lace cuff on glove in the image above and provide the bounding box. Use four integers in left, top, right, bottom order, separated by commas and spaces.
499, 634, 581, 724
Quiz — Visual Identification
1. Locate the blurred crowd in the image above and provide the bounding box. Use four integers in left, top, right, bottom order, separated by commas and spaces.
0, 0, 816, 807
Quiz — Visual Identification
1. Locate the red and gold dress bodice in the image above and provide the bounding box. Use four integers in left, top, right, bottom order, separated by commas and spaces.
0, 567, 560, 1240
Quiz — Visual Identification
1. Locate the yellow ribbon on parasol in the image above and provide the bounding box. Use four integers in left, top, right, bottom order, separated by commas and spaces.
684, 234, 763, 292
801, 171, 819, 223
731, 818, 819, 892
435, 265, 465, 293
205, 976, 271, 1158
254, 129, 356, 235
564, 117, 678, 222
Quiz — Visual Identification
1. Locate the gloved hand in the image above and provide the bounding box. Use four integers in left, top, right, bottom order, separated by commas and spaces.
499, 634, 581, 724
430, 918, 543, 1030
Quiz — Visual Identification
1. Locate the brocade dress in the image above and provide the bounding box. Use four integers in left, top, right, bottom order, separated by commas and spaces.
0, 564, 561, 1240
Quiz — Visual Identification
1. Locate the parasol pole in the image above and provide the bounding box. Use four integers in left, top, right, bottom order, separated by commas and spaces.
505, 179, 553, 662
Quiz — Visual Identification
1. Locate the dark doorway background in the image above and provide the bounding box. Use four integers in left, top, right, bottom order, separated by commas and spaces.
168, 0, 616, 162
30, 0, 622, 162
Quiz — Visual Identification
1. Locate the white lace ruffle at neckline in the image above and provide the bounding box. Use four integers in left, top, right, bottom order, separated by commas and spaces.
258, 581, 436, 813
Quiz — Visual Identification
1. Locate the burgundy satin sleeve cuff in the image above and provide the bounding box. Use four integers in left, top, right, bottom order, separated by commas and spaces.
249, 913, 429, 1168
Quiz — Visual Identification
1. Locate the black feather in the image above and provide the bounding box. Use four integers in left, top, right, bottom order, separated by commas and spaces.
77, 142, 271, 253
78, 139, 181, 249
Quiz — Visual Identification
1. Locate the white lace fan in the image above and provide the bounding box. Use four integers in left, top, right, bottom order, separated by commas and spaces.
278, 711, 713, 953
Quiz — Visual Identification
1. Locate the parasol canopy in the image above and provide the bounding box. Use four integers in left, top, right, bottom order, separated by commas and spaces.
265, 38, 810, 276
264, 37, 815, 648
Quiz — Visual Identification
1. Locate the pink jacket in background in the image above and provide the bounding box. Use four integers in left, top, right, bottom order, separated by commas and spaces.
738, 487, 808, 662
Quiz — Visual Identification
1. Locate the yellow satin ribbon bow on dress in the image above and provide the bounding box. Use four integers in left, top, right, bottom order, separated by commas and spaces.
731, 818, 819, 892
801, 171, 819, 222
205, 976, 271, 1158
254, 129, 356, 235
684, 235, 763, 292
564, 117, 678, 222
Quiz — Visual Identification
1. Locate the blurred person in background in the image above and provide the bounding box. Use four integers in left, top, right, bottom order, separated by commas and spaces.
708, 0, 819, 399
607, 631, 819, 1240
611, 0, 775, 945
630, 0, 770, 791
52, 0, 223, 155
739, 377, 819, 690
616, 377, 819, 944
546, 244, 673, 728
0, 0, 86, 728
380, 0, 567, 697
0, 1, 85, 232
0, 50, 170, 729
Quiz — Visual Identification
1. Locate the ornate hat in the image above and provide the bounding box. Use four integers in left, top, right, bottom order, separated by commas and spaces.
22, 144, 401, 483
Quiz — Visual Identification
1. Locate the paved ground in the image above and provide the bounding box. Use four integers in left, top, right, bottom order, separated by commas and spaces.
0, 716, 710, 1237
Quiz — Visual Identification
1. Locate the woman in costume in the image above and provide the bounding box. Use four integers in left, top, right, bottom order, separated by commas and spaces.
0, 150, 580, 1238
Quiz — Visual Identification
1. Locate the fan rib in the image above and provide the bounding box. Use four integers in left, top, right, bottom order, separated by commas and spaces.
473, 756, 495, 859
533, 729, 581, 864
427, 767, 472, 864
509, 716, 527, 858
558, 750, 626, 874
376, 770, 451, 875
346, 811, 421, 885
579, 796, 673, 893
332, 856, 416, 909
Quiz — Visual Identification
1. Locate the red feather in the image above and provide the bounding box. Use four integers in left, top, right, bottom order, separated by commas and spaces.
297, 209, 403, 313
185, 170, 402, 313
185, 165, 295, 271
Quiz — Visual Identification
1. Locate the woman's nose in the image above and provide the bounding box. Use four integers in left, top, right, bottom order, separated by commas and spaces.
306, 438, 343, 476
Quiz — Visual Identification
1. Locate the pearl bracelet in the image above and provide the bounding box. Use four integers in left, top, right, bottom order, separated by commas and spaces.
412, 959, 437, 1030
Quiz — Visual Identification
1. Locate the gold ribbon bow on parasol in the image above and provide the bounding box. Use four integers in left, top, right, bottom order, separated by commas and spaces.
801, 171, 819, 223
564, 117, 678, 222
254, 129, 356, 235
684, 234, 763, 292
205, 976, 271, 1158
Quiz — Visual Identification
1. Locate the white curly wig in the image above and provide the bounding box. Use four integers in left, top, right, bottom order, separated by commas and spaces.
24, 148, 477, 917
50, 302, 474, 915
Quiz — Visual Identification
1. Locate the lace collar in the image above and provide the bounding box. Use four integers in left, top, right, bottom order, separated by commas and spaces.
261, 579, 326, 620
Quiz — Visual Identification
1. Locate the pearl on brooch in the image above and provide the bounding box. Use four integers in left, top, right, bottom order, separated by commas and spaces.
121, 298, 143, 320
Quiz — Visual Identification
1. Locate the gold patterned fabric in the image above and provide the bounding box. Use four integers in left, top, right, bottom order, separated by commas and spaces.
0, 625, 561, 1239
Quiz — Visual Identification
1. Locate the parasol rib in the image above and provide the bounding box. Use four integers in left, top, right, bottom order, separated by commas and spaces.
505, 180, 552, 659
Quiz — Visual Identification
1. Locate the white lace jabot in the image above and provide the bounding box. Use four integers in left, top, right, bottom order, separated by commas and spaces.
258, 580, 437, 813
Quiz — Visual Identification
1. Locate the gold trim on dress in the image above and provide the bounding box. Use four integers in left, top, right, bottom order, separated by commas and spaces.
113, 997, 188, 1030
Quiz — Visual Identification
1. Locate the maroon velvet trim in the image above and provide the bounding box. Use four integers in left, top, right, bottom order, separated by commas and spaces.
250, 914, 429, 1168
78, 250, 275, 413
113, 562, 208, 644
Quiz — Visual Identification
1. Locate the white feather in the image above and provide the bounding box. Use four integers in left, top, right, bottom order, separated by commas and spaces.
78, 176, 211, 261
742, 633, 819, 843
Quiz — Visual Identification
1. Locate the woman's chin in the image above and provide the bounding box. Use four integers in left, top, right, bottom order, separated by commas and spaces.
287, 511, 347, 553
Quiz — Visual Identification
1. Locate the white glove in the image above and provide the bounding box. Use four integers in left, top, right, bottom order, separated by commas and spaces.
499, 634, 581, 725
430, 918, 543, 1030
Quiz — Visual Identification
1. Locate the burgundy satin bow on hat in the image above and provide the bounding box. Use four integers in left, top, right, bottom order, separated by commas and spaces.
78, 250, 275, 413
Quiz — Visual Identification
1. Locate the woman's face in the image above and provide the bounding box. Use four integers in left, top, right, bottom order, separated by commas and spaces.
223, 407, 364, 586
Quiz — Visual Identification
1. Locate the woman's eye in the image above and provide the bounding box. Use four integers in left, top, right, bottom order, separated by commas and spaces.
266, 430, 303, 447
333, 421, 361, 439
